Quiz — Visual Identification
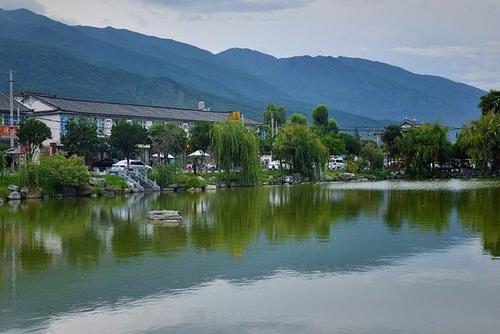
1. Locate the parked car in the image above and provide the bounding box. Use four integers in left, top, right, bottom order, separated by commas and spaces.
268, 160, 282, 170
91, 159, 118, 171
111, 160, 152, 173
328, 156, 346, 170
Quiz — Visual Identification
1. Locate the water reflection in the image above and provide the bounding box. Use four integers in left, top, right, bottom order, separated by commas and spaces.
0, 180, 499, 332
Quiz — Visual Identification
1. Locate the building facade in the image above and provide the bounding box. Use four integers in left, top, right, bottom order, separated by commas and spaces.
15, 93, 259, 149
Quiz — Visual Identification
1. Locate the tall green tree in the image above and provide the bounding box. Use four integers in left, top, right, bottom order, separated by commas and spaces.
17, 118, 52, 160
382, 124, 402, 164
273, 123, 328, 180
478, 90, 500, 115
361, 141, 384, 170
109, 120, 147, 168
189, 121, 211, 152
263, 104, 286, 129
148, 122, 187, 162
397, 123, 451, 175
211, 120, 260, 185
312, 104, 329, 127
457, 111, 500, 173
340, 133, 361, 156
288, 113, 308, 126
61, 118, 99, 161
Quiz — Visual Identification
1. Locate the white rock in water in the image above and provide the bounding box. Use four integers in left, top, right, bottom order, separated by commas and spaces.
8, 191, 21, 201
147, 210, 183, 221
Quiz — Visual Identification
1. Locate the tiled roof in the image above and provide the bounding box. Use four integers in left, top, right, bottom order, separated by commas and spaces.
32, 95, 259, 125
0, 92, 31, 112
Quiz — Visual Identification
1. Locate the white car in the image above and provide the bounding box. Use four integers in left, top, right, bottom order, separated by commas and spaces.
328, 156, 346, 170
111, 160, 152, 173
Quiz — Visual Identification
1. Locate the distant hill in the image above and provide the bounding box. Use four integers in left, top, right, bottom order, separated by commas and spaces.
0, 8, 486, 127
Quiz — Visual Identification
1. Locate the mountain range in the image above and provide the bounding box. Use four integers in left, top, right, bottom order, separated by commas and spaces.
0, 8, 486, 127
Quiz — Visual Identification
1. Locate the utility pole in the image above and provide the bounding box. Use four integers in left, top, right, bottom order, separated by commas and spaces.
9, 70, 14, 148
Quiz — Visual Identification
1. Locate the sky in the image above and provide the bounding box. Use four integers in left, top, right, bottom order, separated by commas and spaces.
1, 0, 499, 90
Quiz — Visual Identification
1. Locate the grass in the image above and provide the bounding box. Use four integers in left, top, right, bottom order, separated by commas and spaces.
96, 174, 128, 191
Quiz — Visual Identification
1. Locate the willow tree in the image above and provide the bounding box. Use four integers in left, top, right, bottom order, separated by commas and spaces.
397, 123, 451, 175
211, 120, 260, 185
457, 111, 500, 173
273, 123, 328, 180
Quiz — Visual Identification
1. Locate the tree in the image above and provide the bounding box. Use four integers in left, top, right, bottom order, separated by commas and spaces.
263, 104, 286, 129
189, 121, 211, 152
61, 118, 99, 161
457, 111, 500, 173
321, 134, 345, 155
340, 133, 361, 156
109, 120, 147, 168
288, 113, 308, 126
17, 118, 52, 160
312, 104, 329, 127
397, 123, 451, 175
361, 141, 384, 170
273, 123, 328, 180
148, 122, 187, 162
211, 120, 260, 185
479, 90, 500, 115
382, 124, 402, 164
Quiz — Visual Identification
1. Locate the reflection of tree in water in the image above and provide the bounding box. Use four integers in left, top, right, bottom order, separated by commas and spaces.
0, 199, 102, 271
458, 188, 500, 257
384, 190, 454, 232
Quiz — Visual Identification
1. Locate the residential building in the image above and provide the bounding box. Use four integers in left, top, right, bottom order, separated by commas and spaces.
16, 93, 259, 148
0, 92, 32, 147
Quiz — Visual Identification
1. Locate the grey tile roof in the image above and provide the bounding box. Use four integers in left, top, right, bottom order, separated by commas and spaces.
34, 95, 259, 125
0, 92, 31, 112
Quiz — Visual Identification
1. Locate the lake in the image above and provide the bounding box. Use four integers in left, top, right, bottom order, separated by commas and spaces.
1, 180, 499, 333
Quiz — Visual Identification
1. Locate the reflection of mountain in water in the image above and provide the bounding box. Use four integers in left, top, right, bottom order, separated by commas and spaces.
0, 183, 498, 330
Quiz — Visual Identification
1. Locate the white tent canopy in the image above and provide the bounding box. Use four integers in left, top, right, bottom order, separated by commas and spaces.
188, 150, 210, 157
152, 153, 174, 159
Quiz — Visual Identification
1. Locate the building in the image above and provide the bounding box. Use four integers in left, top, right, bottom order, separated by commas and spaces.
400, 118, 421, 132
16, 93, 259, 149
0, 91, 32, 147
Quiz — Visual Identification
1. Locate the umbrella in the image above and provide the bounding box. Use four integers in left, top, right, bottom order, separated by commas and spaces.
188, 150, 210, 157
152, 153, 174, 159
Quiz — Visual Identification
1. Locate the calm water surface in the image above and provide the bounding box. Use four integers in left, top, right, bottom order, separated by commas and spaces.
1, 180, 499, 333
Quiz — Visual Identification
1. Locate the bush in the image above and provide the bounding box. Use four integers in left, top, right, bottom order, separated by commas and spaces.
185, 175, 207, 189
19, 153, 89, 194
97, 174, 127, 191
346, 160, 361, 174
150, 163, 181, 188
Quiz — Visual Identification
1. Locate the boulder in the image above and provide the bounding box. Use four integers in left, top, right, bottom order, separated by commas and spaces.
7, 184, 19, 192
147, 210, 183, 223
162, 187, 175, 193
339, 173, 356, 181
8, 191, 21, 201
89, 177, 107, 187
205, 184, 217, 191
282, 176, 293, 184
20, 187, 29, 199
27, 188, 42, 199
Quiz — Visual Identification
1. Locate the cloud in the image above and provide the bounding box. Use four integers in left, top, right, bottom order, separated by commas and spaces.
0, 0, 45, 13
135, 0, 313, 13
392, 45, 477, 58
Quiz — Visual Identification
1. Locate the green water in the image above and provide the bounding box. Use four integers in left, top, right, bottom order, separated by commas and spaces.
1, 180, 500, 333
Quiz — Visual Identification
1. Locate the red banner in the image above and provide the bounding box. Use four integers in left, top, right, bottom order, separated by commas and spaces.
0, 125, 18, 137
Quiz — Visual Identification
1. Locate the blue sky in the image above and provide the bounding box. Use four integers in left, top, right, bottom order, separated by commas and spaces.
1, 0, 499, 90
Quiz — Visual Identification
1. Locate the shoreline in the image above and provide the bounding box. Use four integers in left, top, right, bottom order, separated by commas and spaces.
2, 175, 498, 205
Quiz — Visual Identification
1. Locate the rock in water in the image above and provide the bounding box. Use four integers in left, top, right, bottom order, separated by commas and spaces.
147, 210, 183, 223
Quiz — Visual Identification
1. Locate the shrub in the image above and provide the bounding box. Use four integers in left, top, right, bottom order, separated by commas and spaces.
150, 163, 181, 188
97, 174, 127, 191
19, 153, 89, 193
185, 175, 207, 189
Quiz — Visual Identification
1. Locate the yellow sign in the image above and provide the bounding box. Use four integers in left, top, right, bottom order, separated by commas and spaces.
228, 111, 241, 121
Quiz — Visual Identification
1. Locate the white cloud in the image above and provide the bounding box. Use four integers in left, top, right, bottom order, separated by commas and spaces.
392, 46, 477, 58
136, 0, 313, 13
0, 0, 45, 13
